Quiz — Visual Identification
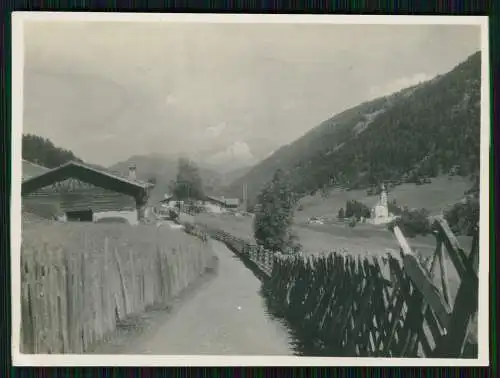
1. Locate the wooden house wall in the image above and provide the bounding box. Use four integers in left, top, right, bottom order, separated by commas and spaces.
23, 178, 136, 214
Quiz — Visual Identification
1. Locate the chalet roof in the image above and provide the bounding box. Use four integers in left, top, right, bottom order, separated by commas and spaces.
159, 195, 175, 203
22, 160, 153, 199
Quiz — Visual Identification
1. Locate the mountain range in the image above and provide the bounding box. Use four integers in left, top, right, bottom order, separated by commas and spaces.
23, 51, 481, 210
222, 51, 481, 207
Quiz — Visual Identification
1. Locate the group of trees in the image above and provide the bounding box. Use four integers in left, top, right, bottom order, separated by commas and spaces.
22, 134, 83, 168
338, 200, 371, 221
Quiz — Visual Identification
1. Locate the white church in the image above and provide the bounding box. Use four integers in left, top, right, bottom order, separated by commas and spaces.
367, 184, 398, 225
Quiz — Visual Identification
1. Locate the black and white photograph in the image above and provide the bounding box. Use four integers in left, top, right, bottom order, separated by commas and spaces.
11, 13, 490, 366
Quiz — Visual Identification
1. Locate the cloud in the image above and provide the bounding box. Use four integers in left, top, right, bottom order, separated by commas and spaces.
369, 73, 434, 98
209, 141, 255, 166
205, 122, 227, 138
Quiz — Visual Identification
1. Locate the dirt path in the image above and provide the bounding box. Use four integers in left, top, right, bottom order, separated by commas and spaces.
90, 240, 294, 355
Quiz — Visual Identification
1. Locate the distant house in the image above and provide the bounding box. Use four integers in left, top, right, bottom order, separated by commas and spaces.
159, 194, 175, 206
22, 160, 154, 224
204, 195, 240, 211
223, 198, 240, 209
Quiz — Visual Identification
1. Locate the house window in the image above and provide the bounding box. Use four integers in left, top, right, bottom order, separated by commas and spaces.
66, 209, 93, 222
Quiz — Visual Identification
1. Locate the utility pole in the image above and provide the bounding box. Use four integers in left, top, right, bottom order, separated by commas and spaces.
242, 182, 248, 212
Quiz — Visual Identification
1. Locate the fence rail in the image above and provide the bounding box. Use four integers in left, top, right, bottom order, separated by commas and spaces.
196, 217, 479, 358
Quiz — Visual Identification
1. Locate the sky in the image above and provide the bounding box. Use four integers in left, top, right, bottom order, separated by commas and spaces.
22, 20, 481, 168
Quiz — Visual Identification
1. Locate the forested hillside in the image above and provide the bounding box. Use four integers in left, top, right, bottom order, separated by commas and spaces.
22, 134, 83, 168
225, 51, 481, 206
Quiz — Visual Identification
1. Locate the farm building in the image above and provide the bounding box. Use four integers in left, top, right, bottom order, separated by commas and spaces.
204, 195, 240, 212
159, 194, 176, 207
22, 160, 154, 224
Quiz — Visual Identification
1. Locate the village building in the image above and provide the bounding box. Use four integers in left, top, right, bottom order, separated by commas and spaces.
204, 195, 240, 212
22, 160, 154, 224
159, 194, 176, 208
157, 193, 240, 215
367, 184, 397, 225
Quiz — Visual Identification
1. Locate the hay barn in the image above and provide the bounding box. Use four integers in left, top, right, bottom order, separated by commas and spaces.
22, 160, 154, 224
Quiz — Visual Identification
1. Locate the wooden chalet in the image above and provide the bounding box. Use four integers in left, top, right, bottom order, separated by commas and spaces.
22, 160, 154, 222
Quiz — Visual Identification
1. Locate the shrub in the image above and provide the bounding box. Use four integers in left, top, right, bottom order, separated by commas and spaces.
388, 208, 431, 237
168, 209, 179, 221
444, 195, 479, 236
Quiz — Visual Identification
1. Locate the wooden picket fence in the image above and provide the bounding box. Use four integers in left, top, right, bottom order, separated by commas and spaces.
196, 216, 479, 358
21, 222, 216, 354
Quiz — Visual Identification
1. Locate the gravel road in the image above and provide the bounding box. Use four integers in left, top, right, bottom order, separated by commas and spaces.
90, 239, 294, 355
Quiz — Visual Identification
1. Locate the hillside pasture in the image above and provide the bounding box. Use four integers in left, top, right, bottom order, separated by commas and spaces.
20, 220, 216, 353
295, 175, 473, 224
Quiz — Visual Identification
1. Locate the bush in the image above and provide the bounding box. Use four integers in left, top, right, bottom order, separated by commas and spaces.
169, 209, 179, 221
388, 208, 431, 238
444, 196, 479, 236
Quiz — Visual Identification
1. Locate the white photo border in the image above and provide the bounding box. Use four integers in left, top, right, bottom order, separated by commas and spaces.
10, 12, 491, 367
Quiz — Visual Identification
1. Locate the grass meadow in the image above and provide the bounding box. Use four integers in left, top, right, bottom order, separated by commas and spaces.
295, 176, 472, 223
20, 219, 215, 353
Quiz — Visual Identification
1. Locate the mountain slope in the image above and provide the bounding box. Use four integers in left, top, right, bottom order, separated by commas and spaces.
225, 51, 481, 206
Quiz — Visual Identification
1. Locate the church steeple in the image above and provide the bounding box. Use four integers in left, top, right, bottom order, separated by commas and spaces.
380, 183, 388, 208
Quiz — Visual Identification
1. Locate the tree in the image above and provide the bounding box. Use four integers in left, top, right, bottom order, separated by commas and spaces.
22, 133, 83, 168
345, 200, 371, 221
171, 158, 204, 203
253, 169, 300, 253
